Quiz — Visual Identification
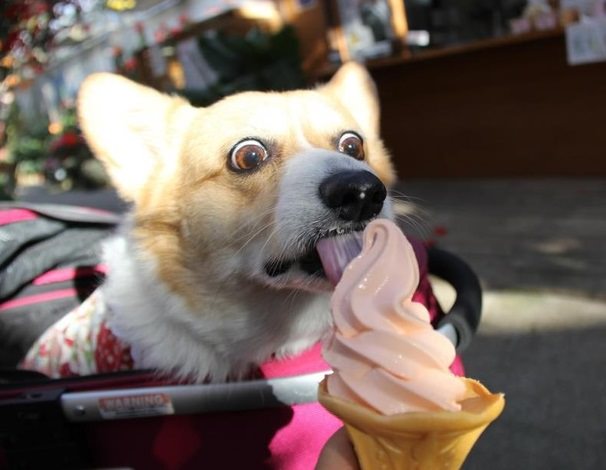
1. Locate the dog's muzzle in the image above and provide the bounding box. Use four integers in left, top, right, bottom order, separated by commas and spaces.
263, 153, 390, 288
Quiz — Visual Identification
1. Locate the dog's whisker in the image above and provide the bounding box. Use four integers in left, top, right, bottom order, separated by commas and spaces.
394, 213, 433, 240
231, 208, 277, 244
284, 284, 314, 313
389, 193, 422, 211
257, 225, 282, 260
234, 219, 277, 254
388, 194, 432, 234
266, 229, 299, 269
388, 189, 426, 203
258, 219, 303, 264
231, 209, 282, 258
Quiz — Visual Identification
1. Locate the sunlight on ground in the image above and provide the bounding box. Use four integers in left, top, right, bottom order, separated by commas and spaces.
431, 277, 606, 334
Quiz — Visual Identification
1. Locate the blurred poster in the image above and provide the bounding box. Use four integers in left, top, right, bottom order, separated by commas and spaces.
564, 0, 606, 65
176, 38, 218, 89
336, 0, 397, 60
566, 17, 606, 65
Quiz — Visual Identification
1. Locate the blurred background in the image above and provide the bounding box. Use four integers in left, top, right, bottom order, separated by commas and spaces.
2, 0, 602, 195
1, 1, 605, 469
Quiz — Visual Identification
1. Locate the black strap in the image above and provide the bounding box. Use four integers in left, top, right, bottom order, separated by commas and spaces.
428, 246, 482, 352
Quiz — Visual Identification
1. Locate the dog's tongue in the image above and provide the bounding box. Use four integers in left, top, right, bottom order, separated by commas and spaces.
316, 232, 364, 287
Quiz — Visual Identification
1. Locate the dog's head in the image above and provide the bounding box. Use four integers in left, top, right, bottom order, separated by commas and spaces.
78, 63, 395, 308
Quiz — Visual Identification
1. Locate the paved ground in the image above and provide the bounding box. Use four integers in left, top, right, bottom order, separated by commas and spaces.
19, 179, 606, 469
394, 178, 606, 470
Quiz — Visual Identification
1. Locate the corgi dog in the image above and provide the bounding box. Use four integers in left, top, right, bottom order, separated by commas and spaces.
22, 62, 397, 382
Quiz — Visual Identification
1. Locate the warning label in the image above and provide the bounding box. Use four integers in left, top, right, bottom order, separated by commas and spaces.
98, 393, 175, 419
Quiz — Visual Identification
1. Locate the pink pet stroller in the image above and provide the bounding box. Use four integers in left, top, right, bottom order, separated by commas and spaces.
0, 202, 482, 470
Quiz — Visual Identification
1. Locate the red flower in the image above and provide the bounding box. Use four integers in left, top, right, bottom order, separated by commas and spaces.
59, 362, 76, 377
49, 131, 82, 152
123, 57, 137, 71
61, 132, 80, 147
38, 343, 48, 356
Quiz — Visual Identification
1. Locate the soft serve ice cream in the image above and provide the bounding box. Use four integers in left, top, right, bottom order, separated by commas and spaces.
317, 218, 505, 470
322, 219, 466, 414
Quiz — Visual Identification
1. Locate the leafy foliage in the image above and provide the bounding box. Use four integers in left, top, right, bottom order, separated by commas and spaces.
180, 26, 306, 107
1, 1, 95, 82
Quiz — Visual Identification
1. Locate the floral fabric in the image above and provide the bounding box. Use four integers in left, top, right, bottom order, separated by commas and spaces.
20, 290, 133, 377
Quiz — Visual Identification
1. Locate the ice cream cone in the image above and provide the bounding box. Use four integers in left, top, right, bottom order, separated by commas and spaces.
318, 377, 505, 470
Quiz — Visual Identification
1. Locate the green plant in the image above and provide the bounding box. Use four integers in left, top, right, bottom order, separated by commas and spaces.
181, 26, 306, 107
5, 101, 51, 173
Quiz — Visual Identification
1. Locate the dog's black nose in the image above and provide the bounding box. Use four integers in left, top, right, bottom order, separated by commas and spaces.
319, 170, 387, 222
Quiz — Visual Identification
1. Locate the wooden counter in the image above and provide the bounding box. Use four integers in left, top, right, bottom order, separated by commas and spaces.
365, 30, 606, 178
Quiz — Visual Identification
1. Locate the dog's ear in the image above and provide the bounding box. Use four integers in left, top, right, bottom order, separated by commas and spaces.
77, 73, 196, 202
321, 62, 380, 135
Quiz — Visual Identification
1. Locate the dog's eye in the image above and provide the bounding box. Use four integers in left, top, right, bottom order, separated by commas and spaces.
230, 139, 269, 172
338, 132, 364, 160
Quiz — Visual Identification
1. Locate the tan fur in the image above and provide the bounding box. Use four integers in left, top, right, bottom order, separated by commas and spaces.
78, 61, 395, 320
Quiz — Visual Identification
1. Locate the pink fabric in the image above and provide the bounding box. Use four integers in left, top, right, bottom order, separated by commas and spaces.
0, 288, 79, 312
450, 355, 465, 376
260, 342, 328, 379
0, 208, 37, 225
268, 402, 342, 470
33, 265, 107, 285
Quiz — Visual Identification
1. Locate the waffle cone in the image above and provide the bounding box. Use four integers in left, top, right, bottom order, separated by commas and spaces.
318, 377, 505, 470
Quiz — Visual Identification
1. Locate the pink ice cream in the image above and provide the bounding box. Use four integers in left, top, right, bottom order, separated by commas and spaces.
322, 219, 467, 415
